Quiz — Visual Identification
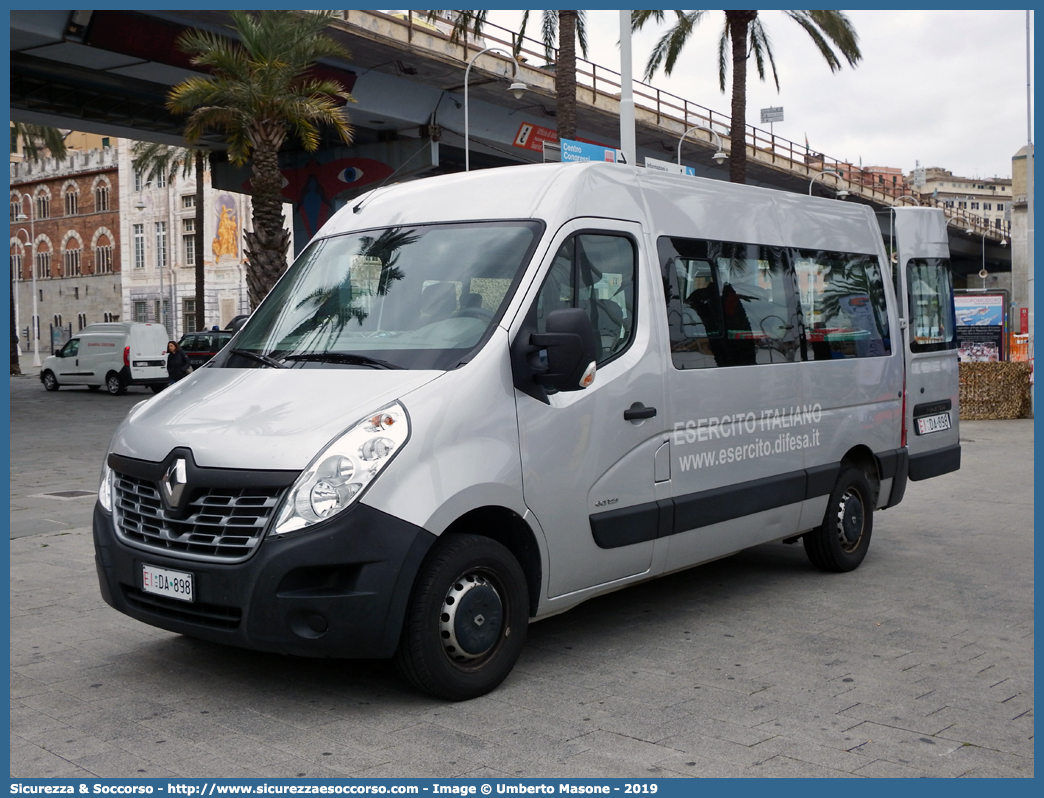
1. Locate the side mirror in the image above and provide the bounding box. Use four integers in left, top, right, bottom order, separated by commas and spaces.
530, 308, 598, 392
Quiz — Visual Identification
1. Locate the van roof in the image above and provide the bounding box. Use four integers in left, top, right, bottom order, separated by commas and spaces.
80, 322, 168, 335
328, 162, 886, 255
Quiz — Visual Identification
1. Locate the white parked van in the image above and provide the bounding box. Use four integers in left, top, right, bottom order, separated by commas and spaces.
43, 322, 169, 395
93, 164, 959, 699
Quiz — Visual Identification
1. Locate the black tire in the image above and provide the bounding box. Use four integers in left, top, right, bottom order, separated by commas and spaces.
394, 534, 529, 701
150, 384, 165, 394
87, 385, 100, 392
41, 371, 59, 391
105, 372, 126, 396
804, 467, 874, 573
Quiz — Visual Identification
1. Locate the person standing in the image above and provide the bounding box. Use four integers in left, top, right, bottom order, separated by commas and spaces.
166, 340, 192, 384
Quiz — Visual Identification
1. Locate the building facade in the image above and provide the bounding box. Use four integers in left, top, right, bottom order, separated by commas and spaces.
910, 166, 1013, 235
10, 146, 123, 357
117, 141, 256, 338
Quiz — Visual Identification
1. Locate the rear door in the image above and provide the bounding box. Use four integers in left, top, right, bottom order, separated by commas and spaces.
893, 208, 961, 479
129, 324, 169, 382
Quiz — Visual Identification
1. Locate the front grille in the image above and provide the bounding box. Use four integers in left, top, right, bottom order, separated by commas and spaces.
122, 585, 242, 630
113, 472, 284, 563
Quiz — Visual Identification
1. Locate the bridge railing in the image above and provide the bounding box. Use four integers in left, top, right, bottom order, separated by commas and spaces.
357, 11, 1004, 241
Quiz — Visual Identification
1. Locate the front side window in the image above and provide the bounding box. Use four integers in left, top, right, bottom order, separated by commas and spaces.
535, 233, 636, 365
61, 339, 79, 357
793, 249, 891, 359
659, 236, 800, 369
908, 258, 957, 352
231, 221, 542, 371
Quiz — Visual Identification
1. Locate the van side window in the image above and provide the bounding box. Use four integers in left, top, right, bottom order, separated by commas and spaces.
536, 233, 636, 365
907, 258, 957, 352
61, 339, 79, 358
792, 249, 892, 359
658, 236, 800, 369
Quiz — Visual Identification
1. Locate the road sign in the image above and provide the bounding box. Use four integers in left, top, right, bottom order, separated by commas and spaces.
760, 106, 784, 124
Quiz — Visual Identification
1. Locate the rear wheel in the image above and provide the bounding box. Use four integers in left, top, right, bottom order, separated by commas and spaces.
150, 384, 165, 394
394, 534, 529, 701
803, 467, 874, 572
105, 372, 126, 396
41, 371, 59, 391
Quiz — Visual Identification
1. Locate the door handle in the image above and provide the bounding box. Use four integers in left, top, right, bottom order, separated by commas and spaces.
624, 402, 657, 421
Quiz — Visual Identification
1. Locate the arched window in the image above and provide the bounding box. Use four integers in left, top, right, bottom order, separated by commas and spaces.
35, 247, 51, 279
64, 243, 82, 277
64, 186, 78, 216
35, 192, 50, 219
94, 182, 110, 212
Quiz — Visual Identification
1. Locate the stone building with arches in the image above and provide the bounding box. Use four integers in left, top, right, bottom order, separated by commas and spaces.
10, 145, 123, 356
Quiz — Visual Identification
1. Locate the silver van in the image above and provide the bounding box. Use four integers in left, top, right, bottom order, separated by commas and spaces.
93, 163, 959, 699
43, 321, 169, 395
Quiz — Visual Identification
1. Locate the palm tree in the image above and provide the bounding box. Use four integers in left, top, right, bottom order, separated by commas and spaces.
11, 123, 68, 162
431, 10, 588, 142
168, 10, 354, 310
518, 11, 588, 141
632, 10, 861, 184
132, 141, 207, 332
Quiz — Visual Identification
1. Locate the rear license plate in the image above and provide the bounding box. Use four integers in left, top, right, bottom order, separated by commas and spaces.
916, 412, 951, 435
141, 563, 194, 602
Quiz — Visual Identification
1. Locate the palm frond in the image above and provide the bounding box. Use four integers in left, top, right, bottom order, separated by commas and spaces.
13, 123, 67, 162
748, 19, 779, 90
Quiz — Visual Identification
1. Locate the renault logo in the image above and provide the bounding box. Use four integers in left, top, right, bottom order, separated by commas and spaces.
161, 458, 188, 509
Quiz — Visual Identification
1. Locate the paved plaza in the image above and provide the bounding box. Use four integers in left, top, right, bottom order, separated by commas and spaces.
8, 373, 1034, 778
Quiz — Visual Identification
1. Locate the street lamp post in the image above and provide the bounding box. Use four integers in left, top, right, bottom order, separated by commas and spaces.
894, 195, 921, 206
677, 124, 728, 167
464, 47, 527, 172
970, 228, 1008, 291
809, 169, 850, 199
15, 194, 41, 367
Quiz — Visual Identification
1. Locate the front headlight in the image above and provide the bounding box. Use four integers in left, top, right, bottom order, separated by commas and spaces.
272, 402, 410, 535
98, 459, 113, 513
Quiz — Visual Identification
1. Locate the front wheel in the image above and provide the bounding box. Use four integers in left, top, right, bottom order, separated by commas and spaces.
803, 467, 874, 572
41, 371, 59, 391
105, 372, 126, 396
394, 534, 529, 701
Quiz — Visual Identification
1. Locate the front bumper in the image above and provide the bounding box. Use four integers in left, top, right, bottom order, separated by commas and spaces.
93, 501, 436, 658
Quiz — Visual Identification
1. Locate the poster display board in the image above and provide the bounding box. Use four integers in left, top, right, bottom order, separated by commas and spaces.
955, 293, 1006, 361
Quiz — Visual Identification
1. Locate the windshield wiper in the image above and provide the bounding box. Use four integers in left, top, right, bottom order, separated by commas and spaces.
230, 348, 287, 369
282, 352, 403, 370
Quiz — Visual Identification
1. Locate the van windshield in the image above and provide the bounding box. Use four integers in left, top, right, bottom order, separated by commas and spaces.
226, 221, 543, 371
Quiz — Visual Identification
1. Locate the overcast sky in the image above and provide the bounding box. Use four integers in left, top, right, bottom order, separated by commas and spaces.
485, 10, 1033, 180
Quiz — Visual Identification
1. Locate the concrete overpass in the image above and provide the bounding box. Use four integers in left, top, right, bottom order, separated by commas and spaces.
10, 9, 1011, 280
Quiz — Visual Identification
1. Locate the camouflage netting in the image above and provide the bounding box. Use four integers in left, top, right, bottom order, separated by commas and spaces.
959, 361, 1032, 420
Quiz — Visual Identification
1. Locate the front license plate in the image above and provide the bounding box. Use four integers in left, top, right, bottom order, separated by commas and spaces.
141, 563, 194, 602
916, 412, 952, 435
